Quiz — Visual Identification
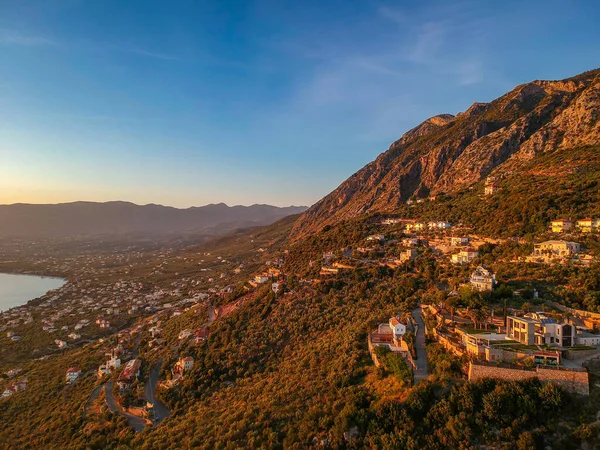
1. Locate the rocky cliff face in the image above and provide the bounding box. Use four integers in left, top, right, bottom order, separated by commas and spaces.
292, 69, 600, 239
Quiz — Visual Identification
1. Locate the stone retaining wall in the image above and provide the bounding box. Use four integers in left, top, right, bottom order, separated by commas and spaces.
564, 349, 598, 360
468, 362, 589, 395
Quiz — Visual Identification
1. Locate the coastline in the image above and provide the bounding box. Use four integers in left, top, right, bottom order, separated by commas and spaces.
0, 273, 67, 312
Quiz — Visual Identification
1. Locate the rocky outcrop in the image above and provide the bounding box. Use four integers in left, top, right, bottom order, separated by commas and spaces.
292, 69, 600, 239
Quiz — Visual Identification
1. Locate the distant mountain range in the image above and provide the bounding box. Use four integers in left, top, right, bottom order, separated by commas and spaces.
292, 68, 600, 239
0, 201, 307, 238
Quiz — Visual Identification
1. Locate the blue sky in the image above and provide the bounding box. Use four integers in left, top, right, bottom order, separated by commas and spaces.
1, 0, 599, 207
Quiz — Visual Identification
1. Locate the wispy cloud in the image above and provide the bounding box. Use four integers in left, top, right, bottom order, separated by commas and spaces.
377, 5, 406, 25
0, 29, 58, 47
0, 27, 186, 63
407, 21, 447, 64
120, 46, 183, 61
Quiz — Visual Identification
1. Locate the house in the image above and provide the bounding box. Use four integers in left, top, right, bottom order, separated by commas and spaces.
469, 266, 496, 291
459, 331, 510, 362
576, 218, 599, 233
55, 339, 68, 349
389, 317, 406, 338
366, 234, 386, 242
398, 249, 417, 263
2, 379, 28, 398
532, 240, 581, 260
99, 351, 122, 376
2, 387, 15, 398
253, 275, 269, 285
451, 248, 479, 264
194, 328, 210, 344
370, 317, 411, 359
506, 315, 576, 347
450, 236, 469, 246
117, 359, 141, 390
402, 238, 419, 246
66, 367, 82, 383
406, 222, 426, 232
178, 329, 194, 340
551, 219, 573, 233
484, 176, 499, 195
271, 282, 283, 293
576, 332, 600, 346
176, 357, 194, 372
68, 333, 81, 340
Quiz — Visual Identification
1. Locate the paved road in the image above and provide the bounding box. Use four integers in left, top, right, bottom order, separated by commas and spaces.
104, 382, 146, 432
145, 359, 171, 425
82, 384, 103, 418
411, 306, 430, 384
208, 306, 215, 324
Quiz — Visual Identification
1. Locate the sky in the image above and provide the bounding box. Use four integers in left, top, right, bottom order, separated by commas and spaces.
1, 0, 599, 208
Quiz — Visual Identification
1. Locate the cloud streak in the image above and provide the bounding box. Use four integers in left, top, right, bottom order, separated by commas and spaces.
0, 29, 58, 47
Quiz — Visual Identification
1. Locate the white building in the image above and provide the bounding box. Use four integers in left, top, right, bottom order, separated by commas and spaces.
576, 333, 600, 346
66, 367, 82, 383
469, 266, 496, 291
532, 240, 580, 260
389, 317, 406, 338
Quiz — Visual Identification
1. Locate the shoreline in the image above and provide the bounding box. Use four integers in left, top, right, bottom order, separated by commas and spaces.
0, 271, 67, 282
0, 273, 68, 312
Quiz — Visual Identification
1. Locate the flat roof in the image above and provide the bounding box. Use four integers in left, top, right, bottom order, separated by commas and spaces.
507, 315, 538, 324
468, 333, 508, 341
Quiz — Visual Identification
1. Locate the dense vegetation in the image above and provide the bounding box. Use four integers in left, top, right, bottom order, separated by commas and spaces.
399, 146, 600, 237
2, 145, 600, 448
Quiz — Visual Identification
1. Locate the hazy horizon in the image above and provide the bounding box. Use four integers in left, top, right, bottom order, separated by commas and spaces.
0, 199, 309, 209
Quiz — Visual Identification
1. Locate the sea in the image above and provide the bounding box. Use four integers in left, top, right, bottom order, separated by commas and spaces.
0, 273, 66, 312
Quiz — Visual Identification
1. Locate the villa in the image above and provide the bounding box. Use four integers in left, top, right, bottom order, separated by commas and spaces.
506, 314, 576, 347
532, 240, 580, 261
117, 359, 141, 390
452, 248, 479, 264
469, 266, 496, 291
576, 218, 599, 233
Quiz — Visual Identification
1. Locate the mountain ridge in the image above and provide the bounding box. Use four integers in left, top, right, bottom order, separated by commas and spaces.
0, 201, 307, 238
292, 68, 600, 239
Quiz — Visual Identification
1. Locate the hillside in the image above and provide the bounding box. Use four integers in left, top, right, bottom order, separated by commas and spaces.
292, 68, 600, 239
0, 201, 307, 238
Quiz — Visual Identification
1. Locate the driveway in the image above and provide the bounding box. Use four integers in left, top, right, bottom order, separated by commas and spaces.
145, 359, 171, 424
411, 306, 430, 384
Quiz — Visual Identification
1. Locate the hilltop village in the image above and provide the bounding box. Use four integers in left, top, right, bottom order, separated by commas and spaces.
1, 170, 600, 448
2, 195, 600, 414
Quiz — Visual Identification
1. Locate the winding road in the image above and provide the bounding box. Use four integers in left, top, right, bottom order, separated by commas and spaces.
104, 382, 146, 432
145, 359, 171, 425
